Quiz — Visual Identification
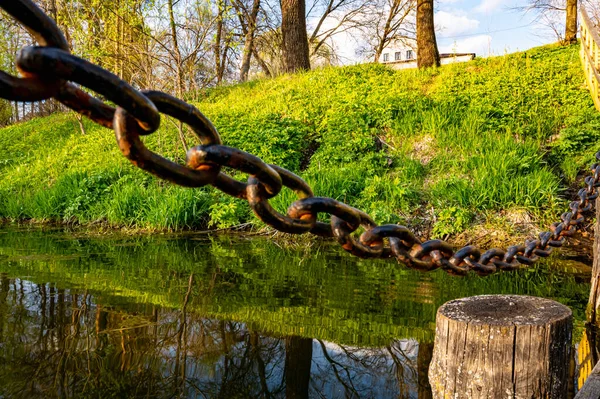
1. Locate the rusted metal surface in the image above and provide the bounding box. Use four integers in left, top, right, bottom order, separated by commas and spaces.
1, 0, 600, 276
114, 91, 221, 187
17, 46, 161, 132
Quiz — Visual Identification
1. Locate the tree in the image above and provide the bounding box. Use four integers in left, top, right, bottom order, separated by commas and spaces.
167, 0, 188, 150
233, 0, 262, 81
565, 0, 577, 44
307, 0, 375, 58
214, 0, 234, 84
250, 0, 340, 77
584, 0, 600, 24
281, 0, 311, 72
416, 0, 439, 68
518, 0, 578, 45
253, 28, 283, 75
168, 0, 185, 96
376, 0, 415, 62
352, 0, 415, 62
285, 336, 313, 398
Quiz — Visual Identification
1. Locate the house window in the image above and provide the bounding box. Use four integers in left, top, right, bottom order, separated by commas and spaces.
383, 53, 389, 62
406, 50, 413, 60
395, 52, 401, 61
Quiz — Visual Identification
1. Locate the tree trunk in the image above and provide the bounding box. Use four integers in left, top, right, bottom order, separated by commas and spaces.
281, 0, 311, 73
167, 0, 188, 152
116, 0, 122, 77
417, 341, 433, 399
373, 1, 398, 63
168, 0, 184, 96
373, 36, 387, 64
565, 0, 578, 45
416, 0, 439, 68
429, 295, 572, 399
285, 336, 312, 399
589, 197, 600, 326
215, 0, 225, 84
252, 48, 272, 77
239, 0, 261, 82
374, 34, 389, 63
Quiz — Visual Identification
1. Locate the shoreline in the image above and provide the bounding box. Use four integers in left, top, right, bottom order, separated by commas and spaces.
1, 217, 593, 264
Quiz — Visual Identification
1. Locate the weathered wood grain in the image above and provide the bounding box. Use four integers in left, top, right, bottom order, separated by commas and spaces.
429, 295, 572, 399
588, 197, 600, 326
575, 360, 600, 399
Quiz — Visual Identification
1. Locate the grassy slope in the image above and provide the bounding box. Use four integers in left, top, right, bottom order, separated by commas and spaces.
1, 43, 599, 239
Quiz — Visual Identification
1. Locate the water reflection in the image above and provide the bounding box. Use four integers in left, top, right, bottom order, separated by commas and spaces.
0, 277, 432, 398
0, 227, 593, 398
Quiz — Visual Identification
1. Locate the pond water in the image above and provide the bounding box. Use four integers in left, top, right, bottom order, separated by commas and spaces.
0, 226, 594, 398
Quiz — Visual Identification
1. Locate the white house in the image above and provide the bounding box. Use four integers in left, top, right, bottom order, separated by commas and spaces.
379, 39, 475, 70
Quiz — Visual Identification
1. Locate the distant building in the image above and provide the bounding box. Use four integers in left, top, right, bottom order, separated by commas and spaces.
379, 39, 475, 70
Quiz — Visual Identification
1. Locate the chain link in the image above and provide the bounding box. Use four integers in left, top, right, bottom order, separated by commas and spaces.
2, 0, 598, 276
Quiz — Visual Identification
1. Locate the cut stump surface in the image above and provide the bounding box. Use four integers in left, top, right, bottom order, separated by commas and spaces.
429, 294, 572, 399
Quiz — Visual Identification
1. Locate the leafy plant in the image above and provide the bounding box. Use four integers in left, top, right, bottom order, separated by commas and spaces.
0, 43, 595, 236
432, 207, 473, 239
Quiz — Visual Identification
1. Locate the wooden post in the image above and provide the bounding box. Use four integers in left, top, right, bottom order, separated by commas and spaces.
588, 197, 600, 326
581, 196, 600, 397
429, 295, 572, 399
576, 361, 600, 398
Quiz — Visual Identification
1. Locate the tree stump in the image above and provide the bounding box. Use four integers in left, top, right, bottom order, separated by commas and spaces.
429, 295, 572, 399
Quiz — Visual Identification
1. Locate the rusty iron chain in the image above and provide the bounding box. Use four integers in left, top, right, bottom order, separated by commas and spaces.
2, 0, 599, 276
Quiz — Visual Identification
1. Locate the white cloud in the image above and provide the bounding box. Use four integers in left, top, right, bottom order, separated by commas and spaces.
435, 11, 480, 38
474, 0, 503, 14
439, 34, 492, 56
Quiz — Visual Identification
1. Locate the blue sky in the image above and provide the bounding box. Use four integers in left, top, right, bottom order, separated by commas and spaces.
330, 0, 562, 63
435, 0, 555, 56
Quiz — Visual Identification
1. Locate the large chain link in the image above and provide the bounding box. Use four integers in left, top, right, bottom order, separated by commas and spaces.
2, 0, 598, 276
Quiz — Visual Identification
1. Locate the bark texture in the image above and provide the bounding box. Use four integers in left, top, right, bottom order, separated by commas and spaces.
281, 0, 311, 73
429, 295, 572, 399
416, 0, 439, 68
565, 0, 578, 45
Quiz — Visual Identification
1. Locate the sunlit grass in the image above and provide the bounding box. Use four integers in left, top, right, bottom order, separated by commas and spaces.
0, 43, 598, 235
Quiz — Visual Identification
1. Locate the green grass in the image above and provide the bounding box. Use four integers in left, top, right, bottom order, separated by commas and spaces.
0, 43, 599, 236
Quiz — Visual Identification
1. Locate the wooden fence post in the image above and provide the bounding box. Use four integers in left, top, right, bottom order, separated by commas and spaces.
428, 295, 572, 399
580, 8, 600, 112
588, 197, 600, 326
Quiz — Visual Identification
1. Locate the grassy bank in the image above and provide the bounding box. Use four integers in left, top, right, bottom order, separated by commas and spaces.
1, 44, 599, 239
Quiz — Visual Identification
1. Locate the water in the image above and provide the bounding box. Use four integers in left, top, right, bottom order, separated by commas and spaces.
0, 226, 593, 398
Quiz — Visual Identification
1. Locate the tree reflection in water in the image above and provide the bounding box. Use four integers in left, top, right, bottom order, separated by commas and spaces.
0, 275, 432, 398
